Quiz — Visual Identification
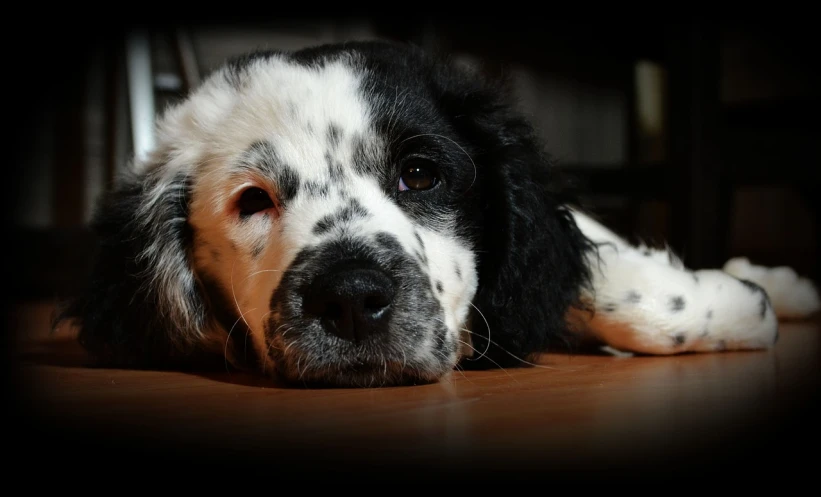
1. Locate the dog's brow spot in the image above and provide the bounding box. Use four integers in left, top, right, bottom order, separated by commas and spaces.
625, 290, 641, 303
669, 295, 685, 312
673, 333, 687, 346
277, 164, 301, 202
436, 281, 444, 294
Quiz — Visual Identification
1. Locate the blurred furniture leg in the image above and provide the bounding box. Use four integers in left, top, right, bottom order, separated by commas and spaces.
667, 24, 726, 269
126, 31, 156, 163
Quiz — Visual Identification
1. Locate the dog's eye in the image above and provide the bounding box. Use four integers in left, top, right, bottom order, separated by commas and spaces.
399, 159, 439, 191
238, 187, 275, 215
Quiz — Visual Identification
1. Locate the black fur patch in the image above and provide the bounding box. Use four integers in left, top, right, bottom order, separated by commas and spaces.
313, 199, 370, 235
669, 295, 686, 312
436, 281, 444, 294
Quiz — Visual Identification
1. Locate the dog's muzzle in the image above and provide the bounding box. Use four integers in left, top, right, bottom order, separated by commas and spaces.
265, 234, 454, 387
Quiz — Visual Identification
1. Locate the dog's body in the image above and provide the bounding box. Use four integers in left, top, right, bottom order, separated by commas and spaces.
56, 40, 819, 387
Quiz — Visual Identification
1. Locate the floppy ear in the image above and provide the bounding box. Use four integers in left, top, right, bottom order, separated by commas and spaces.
54, 164, 214, 370
434, 62, 595, 369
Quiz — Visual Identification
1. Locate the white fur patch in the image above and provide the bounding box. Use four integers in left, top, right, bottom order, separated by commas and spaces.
572, 210, 781, 354
723, 257, 820, 319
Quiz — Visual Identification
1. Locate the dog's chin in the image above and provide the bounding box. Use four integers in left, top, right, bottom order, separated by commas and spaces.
272, 361, 450, 388
269, 347, 455, 388
276, 366, 446, 389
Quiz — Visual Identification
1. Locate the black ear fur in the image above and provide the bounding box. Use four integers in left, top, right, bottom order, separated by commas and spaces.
434, 62, 595, 369
53, 167, 215, 370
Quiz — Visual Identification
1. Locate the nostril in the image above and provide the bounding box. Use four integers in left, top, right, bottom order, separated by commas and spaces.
363, 294, 390, 312
323, 302, 344, 320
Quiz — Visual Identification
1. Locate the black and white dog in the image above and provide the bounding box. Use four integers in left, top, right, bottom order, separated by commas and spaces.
56, 40, 819, 387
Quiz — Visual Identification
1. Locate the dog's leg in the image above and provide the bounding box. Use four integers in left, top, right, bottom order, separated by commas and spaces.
569, 210, 780, 354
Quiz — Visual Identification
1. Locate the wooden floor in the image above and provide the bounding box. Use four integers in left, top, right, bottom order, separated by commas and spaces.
8, 300, 821, 481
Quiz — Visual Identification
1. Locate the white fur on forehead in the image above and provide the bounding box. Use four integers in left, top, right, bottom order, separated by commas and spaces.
138, 52, 375, 183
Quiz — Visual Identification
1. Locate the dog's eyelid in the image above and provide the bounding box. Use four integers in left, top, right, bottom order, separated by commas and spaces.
234, 184, 279, 218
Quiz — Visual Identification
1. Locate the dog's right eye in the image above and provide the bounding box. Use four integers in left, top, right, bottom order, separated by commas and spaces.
238, 187, 275, 216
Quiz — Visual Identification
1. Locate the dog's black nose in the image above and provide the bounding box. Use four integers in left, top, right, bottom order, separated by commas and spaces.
304, 265, 396, 342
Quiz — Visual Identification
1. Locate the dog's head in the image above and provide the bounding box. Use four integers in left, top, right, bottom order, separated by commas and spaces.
57, 41, 592, 387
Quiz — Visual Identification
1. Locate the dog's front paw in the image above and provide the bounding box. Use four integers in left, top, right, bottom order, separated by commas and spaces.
723, 257, 820, 320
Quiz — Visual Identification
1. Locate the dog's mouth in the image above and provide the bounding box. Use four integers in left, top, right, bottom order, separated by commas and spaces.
264, 306, 461, 387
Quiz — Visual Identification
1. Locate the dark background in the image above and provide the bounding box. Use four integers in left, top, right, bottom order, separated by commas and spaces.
4, 16, 819, 482
8, 17, 818, 302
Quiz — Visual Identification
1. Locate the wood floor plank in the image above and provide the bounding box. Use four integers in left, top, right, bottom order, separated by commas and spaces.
9, 300, 820, 480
